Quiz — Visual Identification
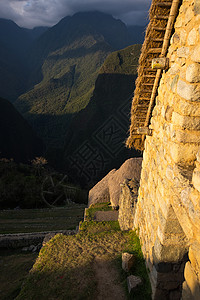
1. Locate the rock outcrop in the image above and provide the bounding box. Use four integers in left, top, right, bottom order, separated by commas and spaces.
88, 158, 142, 208
88, 169, 116, 207
108, 158, 142, 207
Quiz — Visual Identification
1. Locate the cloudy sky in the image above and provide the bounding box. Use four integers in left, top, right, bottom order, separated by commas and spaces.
0, 0, 151, 29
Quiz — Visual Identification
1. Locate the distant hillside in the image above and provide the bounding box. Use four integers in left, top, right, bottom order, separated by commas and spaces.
0, 19, 48, 101
62, 44, 142, 187
14, 12, 144, 149
0, 97, 43, 162
24, 26, 49, 40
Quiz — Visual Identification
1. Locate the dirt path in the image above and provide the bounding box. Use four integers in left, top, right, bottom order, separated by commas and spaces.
94, 255, 127, 300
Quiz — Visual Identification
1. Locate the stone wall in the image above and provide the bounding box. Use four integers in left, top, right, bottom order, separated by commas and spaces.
133, 0, 200, 299
0, 230, 76, 249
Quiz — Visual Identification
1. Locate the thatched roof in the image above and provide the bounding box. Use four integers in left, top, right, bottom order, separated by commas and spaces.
126, 0, 182, 151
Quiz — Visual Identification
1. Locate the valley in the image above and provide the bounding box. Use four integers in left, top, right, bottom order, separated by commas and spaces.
0, 10, 147, 300
0, 11, 144, 187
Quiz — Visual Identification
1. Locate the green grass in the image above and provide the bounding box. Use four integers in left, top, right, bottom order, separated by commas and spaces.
0, 250, 38, 300
84, 202, 112, 221
16, 204, 151, 300
15, 37, 110, 149
100, 44, 141, 75
0, 205, 86, 234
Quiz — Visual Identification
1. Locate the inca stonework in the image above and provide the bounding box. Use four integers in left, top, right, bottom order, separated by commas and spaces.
133, 0, 200, 299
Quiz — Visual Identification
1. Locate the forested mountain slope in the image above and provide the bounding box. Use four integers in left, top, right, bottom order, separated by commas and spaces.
0, 97, 43, 162
14, 12, 144, 149
62, 44, 142, 187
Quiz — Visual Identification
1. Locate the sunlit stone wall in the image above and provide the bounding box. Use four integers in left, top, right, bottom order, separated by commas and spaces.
133, 0, 200, 299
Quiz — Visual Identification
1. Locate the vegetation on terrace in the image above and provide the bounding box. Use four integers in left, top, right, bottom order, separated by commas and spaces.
16, 203, 151, 300
0, 205, 86, 234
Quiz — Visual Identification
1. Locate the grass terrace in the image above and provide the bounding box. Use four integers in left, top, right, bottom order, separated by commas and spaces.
16, 203, 151, 300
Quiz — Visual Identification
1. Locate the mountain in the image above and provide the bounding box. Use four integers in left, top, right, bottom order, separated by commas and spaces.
24, 26, 49, 40
14, 12, 144, 150
0, 97, 43, 162
0, 19, 30, 101
61, 44, 142, 187
0, 19, 48, 101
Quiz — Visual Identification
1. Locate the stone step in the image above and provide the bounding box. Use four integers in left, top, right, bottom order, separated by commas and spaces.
94, 211, 119, 222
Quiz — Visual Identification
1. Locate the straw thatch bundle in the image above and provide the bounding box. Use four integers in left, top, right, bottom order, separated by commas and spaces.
126, 0, 181, 150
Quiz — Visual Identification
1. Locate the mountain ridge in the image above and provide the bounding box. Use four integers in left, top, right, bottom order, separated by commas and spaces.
0, 18, 48, 101
14, 11, 144, 150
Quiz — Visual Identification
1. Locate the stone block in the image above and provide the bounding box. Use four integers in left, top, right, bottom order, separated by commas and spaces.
157, 226, 186, 248
175, 15, 183, 28
180, 29, 187, 45
170, 127, 200, 143
186, 63, 200, 83
174, 98, 200, 117
180, 67, 186, 80
191, 45, 200, 63
187, 28, 197, 46
127, 275, 142, 293
189, 188, 200, 210
181, 187, 200, 225
172, 111, 200, 130
155, 190, 170, 220
94, 211, 119, 222
171, 193, 194, 240
177, 80, 200, 102
169, 63, 180, 75
171, 75, 179, 92
189, 243, 200, 276
122, 253, 135, 272
192, 169, 200, 192
185, 6, 195, 24
169, 141, 199, 164
194, 0, 200, 15
166, 165, 175, 181
154, 236, 187, 262
171, 33, 180, 44
157, 210, 185, 236
184, 262, 200, 300
177, 47, 189, 58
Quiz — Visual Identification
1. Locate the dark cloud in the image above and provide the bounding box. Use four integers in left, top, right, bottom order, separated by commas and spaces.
0, 0, 151, 28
